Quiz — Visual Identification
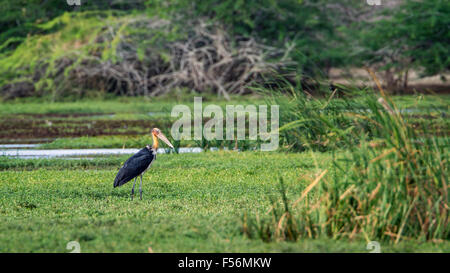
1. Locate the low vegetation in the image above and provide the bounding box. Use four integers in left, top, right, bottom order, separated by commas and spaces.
0, 92, 448, 252
243, 84, 449, 244
1, 152, 449, 252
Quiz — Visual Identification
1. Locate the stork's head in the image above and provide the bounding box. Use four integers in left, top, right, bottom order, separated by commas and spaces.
152, 128, 174, 149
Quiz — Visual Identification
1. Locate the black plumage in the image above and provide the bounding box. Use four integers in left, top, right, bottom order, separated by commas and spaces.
113, 146, 156, 188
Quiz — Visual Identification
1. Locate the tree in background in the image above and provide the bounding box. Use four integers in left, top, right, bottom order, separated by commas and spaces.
147, 0, 355, 79
1, 0, 449, 99
0, 0, 146, 52
359, 0, 450, 91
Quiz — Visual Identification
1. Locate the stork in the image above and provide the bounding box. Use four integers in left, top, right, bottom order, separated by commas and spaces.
113, 128, 174, 200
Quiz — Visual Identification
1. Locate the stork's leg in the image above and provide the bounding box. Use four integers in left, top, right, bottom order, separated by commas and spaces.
139, 174, 143, 200
131, 177, 137, 200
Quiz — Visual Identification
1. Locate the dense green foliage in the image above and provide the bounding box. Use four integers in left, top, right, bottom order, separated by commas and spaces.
148, 0, 351, 75
359, 0, 450, 89
0, 0, 146, 51
0, 0, 448, 99
0, 10, 183, 99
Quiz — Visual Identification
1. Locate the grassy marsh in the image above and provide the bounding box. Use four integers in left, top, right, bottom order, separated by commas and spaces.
0, 94, 448, 252
1, 152, 448, 252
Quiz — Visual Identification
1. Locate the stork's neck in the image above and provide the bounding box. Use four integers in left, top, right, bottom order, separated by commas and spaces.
152, 133, 159, 150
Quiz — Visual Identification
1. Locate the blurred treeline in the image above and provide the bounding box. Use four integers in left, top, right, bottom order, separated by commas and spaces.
0, 0, 448, 100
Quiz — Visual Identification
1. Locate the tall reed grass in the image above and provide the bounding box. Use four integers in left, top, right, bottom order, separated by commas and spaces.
243, 80, 449, 243
258, 82, 379, 151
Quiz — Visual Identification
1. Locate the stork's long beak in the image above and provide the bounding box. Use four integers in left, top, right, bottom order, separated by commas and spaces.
157, 133, 174, 149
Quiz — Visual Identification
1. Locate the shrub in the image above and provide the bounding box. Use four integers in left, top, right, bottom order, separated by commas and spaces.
0, 11, 290, 100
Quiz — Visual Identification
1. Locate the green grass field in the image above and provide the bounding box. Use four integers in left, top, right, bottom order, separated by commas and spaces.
1, 94, 448, 115
0, 152, 448, 252
0, 95, 448, 252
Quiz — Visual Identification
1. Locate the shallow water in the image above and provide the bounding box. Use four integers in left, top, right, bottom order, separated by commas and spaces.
0, 146, 211, 159
0, 144, 41, 148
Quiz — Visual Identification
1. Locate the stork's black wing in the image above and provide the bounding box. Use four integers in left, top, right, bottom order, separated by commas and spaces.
113, 147, 155, 188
